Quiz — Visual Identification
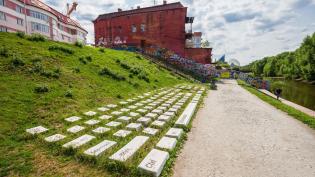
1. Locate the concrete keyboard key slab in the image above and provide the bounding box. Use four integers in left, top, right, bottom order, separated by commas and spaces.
84, 111, 97, 116
138, 149, 169, 177
126, 123, 142, 131
111, 111, 123, 116
98, 107, 110, 112
165, 128, 183, 139
157, 115, 172, 122
175, 102, 198, 127
129, 112, 140, 117
99, 115, 112, 120
45, 134, 66, 142
85, 119, 100, 125
63, 134, 95, 148
84, 140, 117, 156
146, 113, 158, 119
151, 120, 166, 128
67, 125, 85, 133
113, 130, 132, 137
109, 136, 149, 162
106, 121, 122, 127
92, 127, 110, 134
137, 117, 152, 126
65, 116, 81, 122
120, 108, 130, 112
107, 104, 117, 108
143, 128, 159, 136
117, 116, 132, 123
163, 111, 175, 118
156, 137, 177, 150
26, 126, 48, 135
152, 109, 163, 115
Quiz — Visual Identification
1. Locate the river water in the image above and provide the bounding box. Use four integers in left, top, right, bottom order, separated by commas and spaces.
266, 78, 315, 111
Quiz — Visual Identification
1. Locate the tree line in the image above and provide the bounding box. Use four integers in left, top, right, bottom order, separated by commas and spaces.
241, 32, 315, 81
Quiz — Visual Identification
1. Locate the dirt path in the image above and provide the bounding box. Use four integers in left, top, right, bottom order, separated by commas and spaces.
173, 80, 315, 177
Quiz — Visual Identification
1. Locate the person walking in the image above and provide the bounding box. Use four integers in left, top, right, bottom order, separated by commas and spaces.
275, 88, 282, 100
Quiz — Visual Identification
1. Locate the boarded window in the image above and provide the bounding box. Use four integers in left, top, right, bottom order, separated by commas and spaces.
131, 24, 137, 33
140, 24, 145, 32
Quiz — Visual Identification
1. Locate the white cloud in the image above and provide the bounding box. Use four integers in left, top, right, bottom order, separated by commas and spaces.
43, 0, 315, 65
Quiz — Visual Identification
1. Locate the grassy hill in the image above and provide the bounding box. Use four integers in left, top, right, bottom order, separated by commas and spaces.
0, 32, 189, 176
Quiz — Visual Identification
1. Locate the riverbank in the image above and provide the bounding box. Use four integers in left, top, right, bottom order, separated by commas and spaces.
237, 80, 315, 130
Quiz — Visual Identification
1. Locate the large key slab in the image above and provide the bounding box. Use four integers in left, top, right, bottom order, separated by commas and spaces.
109, 136, 149, 162
138, 149, 169, 177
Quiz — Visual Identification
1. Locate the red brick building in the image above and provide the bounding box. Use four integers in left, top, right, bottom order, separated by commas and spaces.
93, 1, 212, 64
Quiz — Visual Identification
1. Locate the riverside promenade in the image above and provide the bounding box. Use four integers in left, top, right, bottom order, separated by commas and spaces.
173, 80, 315, 177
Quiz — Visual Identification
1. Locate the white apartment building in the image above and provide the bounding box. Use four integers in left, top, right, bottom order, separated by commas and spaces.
0, 0, 87, 44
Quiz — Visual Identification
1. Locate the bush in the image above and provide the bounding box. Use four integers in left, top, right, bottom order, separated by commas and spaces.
86, 55, 92, 62
116, 94, 123, 99
0, 47, 9, 57
99, 67, 126, 81
130, 67, 142, 75
48, 45, 74, 54
10, 56, 25, 68
79, 57, 87, 64
74, 41, 83, 48
73, 67, 80, 73
136, 55, 142, 59
65, 90, 73, 98
133, 83, 140, 88
34, 85, 49, 93
138, 72, 150, 83
120, 62, 131, 70
99, 48, 105, 53
16, 32, 25, 38
28, 34, 46, 42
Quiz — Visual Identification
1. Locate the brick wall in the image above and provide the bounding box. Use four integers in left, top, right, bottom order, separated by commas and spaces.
184, 48, 212, 64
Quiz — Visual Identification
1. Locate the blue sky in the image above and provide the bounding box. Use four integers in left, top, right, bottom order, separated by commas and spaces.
43, 0, 315, 65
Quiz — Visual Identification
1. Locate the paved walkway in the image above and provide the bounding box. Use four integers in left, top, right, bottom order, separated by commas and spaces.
173, 80, 315, 177
258, 89, 315, 117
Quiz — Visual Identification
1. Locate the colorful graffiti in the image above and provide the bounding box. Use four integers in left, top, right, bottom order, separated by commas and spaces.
238, 72, 270, 90
112, 45, 217, 80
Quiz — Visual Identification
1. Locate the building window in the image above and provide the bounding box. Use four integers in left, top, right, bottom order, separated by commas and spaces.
131, 24, 137, 33
0, 0, 4, 6
31, 22, 49, 33
0, 26, 7, 32
29, 10, 49, 21
118, 26, 122, 33
16, 5, 23, 14
17, 18, 23, 26
140, 24, 145, 32
0, 11, 5, 21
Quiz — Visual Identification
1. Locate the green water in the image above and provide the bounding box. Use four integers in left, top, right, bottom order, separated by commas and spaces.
266, 78, 315, 111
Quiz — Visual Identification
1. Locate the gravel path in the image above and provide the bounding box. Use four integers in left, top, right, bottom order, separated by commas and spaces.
173, 80, 315, 177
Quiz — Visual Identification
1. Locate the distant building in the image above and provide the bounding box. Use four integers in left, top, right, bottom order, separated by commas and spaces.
0, 0, 87, 44
93, 1, 212, 64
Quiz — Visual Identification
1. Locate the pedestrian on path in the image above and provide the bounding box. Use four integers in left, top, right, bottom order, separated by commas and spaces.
275, 88, 282, 100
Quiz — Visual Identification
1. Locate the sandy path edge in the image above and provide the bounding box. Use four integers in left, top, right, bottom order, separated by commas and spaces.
172, 80, 315, 177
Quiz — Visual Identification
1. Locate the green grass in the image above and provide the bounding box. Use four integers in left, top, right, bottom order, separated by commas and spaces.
237, 79, 315, 130
0, 32, 192, 176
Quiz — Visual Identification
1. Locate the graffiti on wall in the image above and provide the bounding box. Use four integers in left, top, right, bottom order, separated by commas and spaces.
238, 72, 270, 90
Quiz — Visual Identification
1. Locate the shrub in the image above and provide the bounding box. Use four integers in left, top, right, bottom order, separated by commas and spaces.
10, 56, 25, 68
120, 62, 131, 70
28, 34, 46, 42
48, 45, 74, 54
133, 83, 140, 88
130, 67, 142, 75
138, 72, 150, 83
73, 67, 80, 73
30, 62, 43, 73
99, 48, 105, 53
116, 94, 123, 99
154, 79, 159, 82
16, 32, 25, 38
65, 90, 73, 98
34, 85, 49, 93
99, 67, 126, 81
79, 57, 87, 64
136, 55, 142, 59
74, 41, 83, 48
0, 47, 9, 57
86, 55, 92, 62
